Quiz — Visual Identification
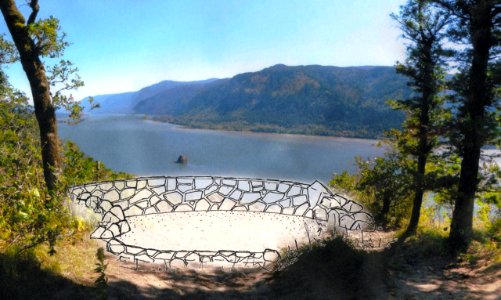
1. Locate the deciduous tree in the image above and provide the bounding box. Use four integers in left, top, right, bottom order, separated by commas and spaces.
331, 152, 414, 229
0, 0, 82, 191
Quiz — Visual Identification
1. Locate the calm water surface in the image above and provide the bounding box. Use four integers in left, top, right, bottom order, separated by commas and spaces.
58, 115, 385, 183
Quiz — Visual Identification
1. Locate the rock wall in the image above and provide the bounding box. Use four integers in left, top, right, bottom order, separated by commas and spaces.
69, 176, 374, 268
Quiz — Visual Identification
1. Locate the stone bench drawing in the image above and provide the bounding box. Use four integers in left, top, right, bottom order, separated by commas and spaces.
69, 176, 374, 269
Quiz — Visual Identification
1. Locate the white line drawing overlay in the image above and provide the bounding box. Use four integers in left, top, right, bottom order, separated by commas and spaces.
69, 176, 375, 269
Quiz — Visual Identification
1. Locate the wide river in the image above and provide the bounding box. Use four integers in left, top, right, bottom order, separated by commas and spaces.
58, 115, 385, 183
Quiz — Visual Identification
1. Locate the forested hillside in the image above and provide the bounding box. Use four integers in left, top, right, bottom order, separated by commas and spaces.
88, 65, 413, 138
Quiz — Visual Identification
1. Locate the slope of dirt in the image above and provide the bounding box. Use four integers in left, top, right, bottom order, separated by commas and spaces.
3, 233, 499, 299
387, 252, 500, 299
100, 236, 500, 299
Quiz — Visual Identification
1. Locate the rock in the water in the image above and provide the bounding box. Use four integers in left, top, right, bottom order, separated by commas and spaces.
175, 155, 188, 164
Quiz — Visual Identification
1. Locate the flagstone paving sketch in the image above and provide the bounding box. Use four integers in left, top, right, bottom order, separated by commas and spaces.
69, 176, 375, 269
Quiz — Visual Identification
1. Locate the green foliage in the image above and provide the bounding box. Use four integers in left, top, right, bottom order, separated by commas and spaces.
434, 1, 500, 144
61, 141, 131, 186
27, 16, 68, 58
0, 96, 130, 254
94, 247, 108, 299
0, 2, 123, 255
331, 151, 414, 228
0, 237, 101, 299
403, 227, 448, 258
485, 217, 501, 244
0, 96, 64, 253
418, 199, 451, 232
2, 3, 89, 125
477, 158, 501, 209
330, 170, 357, 194
47, 60, 84, 119
388, 0, 452, 235
0, 33, 16, 64
434, 0, 501, 250
389, 0, 450, 166
474, 196, 500, 241
425, 150, 461, 205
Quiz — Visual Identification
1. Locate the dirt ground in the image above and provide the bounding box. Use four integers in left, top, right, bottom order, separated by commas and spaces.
100, 243, 500, 299
12, 231, 495, 300
387, 254, 501, 299
106, 259, 272, 299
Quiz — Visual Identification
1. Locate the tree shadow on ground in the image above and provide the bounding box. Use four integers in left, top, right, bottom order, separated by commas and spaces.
0, 252, 97, 300
270, 235, 500, 299
106, 237, 391, 300
384, 237, 501, 300
269, 237, 389, 300
107, 266, 272, 299
2, 235, 499, 299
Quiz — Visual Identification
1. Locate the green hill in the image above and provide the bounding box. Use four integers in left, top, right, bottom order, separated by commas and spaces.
134, 65, 411, 138
83, 64, 411, 138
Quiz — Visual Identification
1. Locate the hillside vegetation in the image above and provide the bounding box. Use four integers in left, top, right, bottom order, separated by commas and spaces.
86, 65, 412, 138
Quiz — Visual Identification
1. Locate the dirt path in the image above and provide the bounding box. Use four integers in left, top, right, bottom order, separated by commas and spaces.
388, 256, 501, 299
105, 256, 272, 299
101, 246, 500, 300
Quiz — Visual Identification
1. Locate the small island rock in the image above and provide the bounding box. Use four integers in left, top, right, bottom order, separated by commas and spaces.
175, 155, 188, 164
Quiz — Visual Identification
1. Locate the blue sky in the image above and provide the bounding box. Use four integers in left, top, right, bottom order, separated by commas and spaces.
1, 0, 407, 100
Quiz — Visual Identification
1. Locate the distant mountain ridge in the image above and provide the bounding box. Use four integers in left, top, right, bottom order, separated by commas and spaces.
82, 64, 412, 138
80, 78, 219, 114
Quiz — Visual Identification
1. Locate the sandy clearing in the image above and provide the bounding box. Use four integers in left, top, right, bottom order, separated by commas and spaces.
117, 211, 324, 252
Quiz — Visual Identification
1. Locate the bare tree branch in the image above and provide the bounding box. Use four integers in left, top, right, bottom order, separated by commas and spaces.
27, 0, 39, 25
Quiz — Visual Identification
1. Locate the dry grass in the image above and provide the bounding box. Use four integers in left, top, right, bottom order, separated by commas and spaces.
34, 233, 103, 286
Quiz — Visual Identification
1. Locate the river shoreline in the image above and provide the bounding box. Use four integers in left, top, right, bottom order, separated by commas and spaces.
125, 114, 383, 144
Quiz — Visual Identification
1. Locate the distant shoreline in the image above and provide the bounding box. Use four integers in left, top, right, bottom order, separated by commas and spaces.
57, 112, 377, 142
139, 114, 381, 141
142, 114, 382, 143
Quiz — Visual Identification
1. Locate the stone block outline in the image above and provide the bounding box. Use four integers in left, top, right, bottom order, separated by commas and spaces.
69, 176, 375, 269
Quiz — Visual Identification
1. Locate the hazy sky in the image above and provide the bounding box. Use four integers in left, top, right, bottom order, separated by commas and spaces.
1, 0, 407, 100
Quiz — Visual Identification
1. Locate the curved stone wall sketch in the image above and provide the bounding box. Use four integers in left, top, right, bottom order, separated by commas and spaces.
69, 176, 374, 269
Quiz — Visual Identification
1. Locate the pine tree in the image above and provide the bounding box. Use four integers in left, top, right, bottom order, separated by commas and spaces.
391, 0, 451, 237
434, 0, 500, 251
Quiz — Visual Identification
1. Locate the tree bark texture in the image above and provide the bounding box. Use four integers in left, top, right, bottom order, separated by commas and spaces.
449, 1, 493, 251
0, 0, 60, 191
380, 194, 391, 229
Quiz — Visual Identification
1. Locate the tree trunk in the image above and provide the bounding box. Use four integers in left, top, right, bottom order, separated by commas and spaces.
449, 2, 492, 251
0, 0, 60, 191
449, 146, 480, 250
403, 43, 434, 237
380, 194, 391, 229
404, 152, 427, 235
